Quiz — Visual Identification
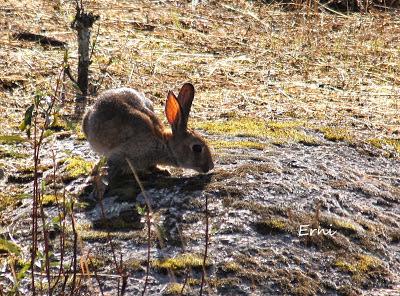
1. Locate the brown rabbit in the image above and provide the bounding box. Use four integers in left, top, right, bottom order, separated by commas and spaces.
82, 83, 214, 178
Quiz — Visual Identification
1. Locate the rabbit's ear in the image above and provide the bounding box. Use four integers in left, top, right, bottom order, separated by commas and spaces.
176, 83, 195, 130
165, 91, 181, 130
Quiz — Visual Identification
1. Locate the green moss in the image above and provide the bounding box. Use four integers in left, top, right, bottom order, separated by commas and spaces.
9, 164, 53, 183
87, 255, 106, 270
334, 254, 388, 285
63, 156, 93, 180
0, 192, 30, 211
78, 230, 138, 242
17, 164, 52, 174
195, 117, 266, 137
210, 139, 266, 150
330, 218, 359, 235
49, 114, 69, 131
74, 124, 86, 140
164, 283, 186, 295
0, 148, 29, 159
222, 261, 241, 273
125, 258, 142, 271
226, 199, 286, 216
267, 120, 306, 129
153, 253, 209, 272
195, 118, 317, 145
208, 277, 241, 288
41, 194, 62, 206
75, 199, 97, 211
235, 163, 282, 176
0, 238, 21, 255
0, 134, 25, 144
265, 128, 318, 146
254, 218, 287, 234
369, 138, 400, 153
92, 215, 142, 231
43, 129, 55, 138
318, 127, 351, 142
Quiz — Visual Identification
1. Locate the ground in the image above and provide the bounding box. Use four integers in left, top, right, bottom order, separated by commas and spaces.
0, 0, 399, 295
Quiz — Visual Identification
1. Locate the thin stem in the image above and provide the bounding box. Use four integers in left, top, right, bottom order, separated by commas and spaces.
199, 193, 209, 296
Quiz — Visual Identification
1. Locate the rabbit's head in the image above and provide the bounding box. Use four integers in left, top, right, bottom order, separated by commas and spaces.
165, 83, 214, 173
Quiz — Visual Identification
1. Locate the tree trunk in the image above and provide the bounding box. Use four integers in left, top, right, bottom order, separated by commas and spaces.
71, 10, 99, 118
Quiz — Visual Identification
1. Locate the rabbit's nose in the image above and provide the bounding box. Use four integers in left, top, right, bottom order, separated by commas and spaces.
202, 162, 214, 173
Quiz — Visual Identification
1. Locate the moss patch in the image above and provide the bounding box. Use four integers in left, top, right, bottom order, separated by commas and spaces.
63, 156, 93, 181
196, 118, 318, 145
369, 138, 400, 153
125, 258, 142, 272
320, 216, 360, 237
49, 114, 69, 131
318, 127, 351, 142
164, 283, 186, 295
78, 230, 139, 242
41, 194, 62, 207
92, 212, 142, 231
74, 124, 86, 140
221, 261, 241, 274
254, 217, 287, 234
330, 218, 359, 236
86, 255, 107, 270
0, 238, 21, 255
210, 139, 266, 150
196, 117, 266, 137
0, 134, 25, 144
152, 253, 210, 272
334, 253, 389, 287
0, 192, 30, 211
0, 148, 29, 159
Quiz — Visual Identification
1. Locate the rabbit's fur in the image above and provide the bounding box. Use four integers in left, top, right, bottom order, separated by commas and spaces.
82, 83, 214, 178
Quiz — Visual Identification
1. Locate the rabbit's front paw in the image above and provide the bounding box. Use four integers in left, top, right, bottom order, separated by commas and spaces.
149, 166, 171, 176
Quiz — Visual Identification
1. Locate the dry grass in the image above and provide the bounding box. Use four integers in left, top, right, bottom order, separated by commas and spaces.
0, 0, 399, 146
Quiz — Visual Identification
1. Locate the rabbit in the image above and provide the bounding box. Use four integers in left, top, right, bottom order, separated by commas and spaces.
82, 83, 214, 179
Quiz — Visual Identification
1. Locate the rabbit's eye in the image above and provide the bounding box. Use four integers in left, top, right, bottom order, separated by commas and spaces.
192, 144, 203, 153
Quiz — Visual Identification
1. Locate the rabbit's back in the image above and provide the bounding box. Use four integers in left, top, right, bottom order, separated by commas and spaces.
83, 88, 164, 157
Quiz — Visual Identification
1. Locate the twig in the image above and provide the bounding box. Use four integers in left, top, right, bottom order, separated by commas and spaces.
199, 193, 209, 295
180, 271, 189, 295
69, 202, 79, 296
88, 256, 105, 296
125, 158, 152, 296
